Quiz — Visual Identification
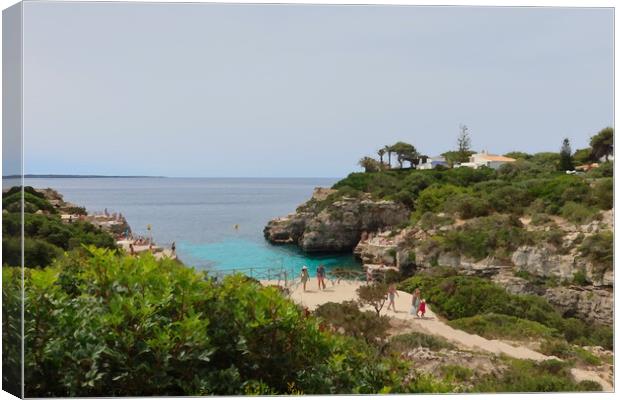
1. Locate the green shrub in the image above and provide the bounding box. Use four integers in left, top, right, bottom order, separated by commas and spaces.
589, 178, 613, 210
587, 161, 613, 178
357, 283, 389, 316
472, 358, 598, 392
519, 175, 590, 212
448, 313, 558, 341
2, 212, 116, 268
579, 232, 613, 274
572, 270, 589, 285
440, 365, 473, 382
444, 193, 490, 219
5, 249, 429, 396
560, 202, 598, 224
530, 213, 552, 225
540, 340, 601, 366
2, 267, 22, 397
485, 185, 532, 214
440, 215, 529, 260
576, 380, 603, 391
414, 184, 466, 217
314, 301, 390, 345
386, 332, 455, 353
417, 212, 454, 230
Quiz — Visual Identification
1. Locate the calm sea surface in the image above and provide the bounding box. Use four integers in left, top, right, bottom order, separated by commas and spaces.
15, 177, 362, 275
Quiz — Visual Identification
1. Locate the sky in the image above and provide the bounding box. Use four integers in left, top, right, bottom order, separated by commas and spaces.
10, 3, 615, 177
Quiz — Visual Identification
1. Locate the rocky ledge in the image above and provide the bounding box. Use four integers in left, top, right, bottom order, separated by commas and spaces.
264, 188, 410, 253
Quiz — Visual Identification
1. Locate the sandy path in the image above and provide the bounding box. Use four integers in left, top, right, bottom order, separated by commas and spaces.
264, 279, 613, 391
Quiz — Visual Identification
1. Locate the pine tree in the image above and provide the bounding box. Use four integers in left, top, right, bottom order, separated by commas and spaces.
559, 138, 574, 171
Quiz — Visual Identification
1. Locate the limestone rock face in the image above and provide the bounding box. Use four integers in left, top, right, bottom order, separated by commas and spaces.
491, 271, 613, 327
511, 246, 576, 281
512, 245, 612, 287
264, 189, 410, 253
543, 286, 613, 327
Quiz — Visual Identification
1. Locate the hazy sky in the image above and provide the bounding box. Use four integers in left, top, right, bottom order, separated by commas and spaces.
16, 3, 614, 177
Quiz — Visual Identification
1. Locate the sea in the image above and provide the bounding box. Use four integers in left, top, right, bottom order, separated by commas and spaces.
10, 177, 362, 276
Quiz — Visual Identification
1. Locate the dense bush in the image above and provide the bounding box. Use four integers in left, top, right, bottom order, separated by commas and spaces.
3, 190, 58, 214
444, 193, 490, 219
314, 301, 390, 345
439, 215, 530, 260
3, 237, 63, 267
414, 184, 466, 218
579, 232, 613, 274
330, 160, 610, 232
4, 249, 454, 396
589, 178, 613, 210
587, 161, 613, 178
2, 212, 116, 268
448, 313, 558, 341
539, 340, 601, 366
560, 202, 598, 224
472, 358, 601, 392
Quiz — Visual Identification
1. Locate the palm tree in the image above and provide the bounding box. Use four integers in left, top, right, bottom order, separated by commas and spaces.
384, 145, 392, 168
377, 148, 386, 166
590, 127, 613, 162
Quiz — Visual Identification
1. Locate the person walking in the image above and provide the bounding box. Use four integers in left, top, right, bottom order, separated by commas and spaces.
410, 288, 421, 317
387, 283, 399, 312
300, 266, 310, 291
171, 241, 176, 256
418, 298, 427, 318
317, 264, 327, 290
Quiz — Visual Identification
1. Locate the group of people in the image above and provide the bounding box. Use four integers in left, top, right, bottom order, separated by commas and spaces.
410, 288, 426, 318
298, 265, 427, 319
299, 264, 327, 291
386, 285, 425, 317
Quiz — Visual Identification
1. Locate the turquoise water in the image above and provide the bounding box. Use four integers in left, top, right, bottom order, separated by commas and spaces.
21, 177, 362, 276
179, 239, 360, 276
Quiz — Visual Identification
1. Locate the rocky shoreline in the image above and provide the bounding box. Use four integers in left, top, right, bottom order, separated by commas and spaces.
35, 187, 175, 259
264, 187, 409, 252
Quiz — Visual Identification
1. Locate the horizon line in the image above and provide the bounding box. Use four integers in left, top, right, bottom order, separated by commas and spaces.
3, 174, 346, 179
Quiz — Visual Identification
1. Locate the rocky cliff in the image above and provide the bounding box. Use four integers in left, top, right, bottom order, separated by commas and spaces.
264, 188, 410, 253
353, 214, 614, 326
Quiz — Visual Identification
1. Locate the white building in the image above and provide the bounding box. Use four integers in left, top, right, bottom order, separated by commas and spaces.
418, 156, 449, 170
457, 151, 516, 170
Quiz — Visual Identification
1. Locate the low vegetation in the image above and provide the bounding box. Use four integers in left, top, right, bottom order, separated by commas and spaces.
448, 313, 558, 342
4, 248, 456, 396
2, 188, 116, 267
472, 358, 601, 392
399, 274, 612, 350
385, 332, 455, 353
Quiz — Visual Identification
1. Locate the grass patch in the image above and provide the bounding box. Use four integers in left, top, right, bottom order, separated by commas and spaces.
440, 365, 473, 382
448, 313, 558, 342
386, 332, 455, 353
540, 340, 602, 366
471, 358, 601, 392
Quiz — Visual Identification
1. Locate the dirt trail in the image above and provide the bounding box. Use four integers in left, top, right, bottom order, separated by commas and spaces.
265, 279, 613, 392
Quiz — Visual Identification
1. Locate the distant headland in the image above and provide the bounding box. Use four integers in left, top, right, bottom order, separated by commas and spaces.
2, 174, 167, 179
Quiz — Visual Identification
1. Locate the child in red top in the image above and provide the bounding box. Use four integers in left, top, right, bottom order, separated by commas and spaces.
418, 299, 427, 318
